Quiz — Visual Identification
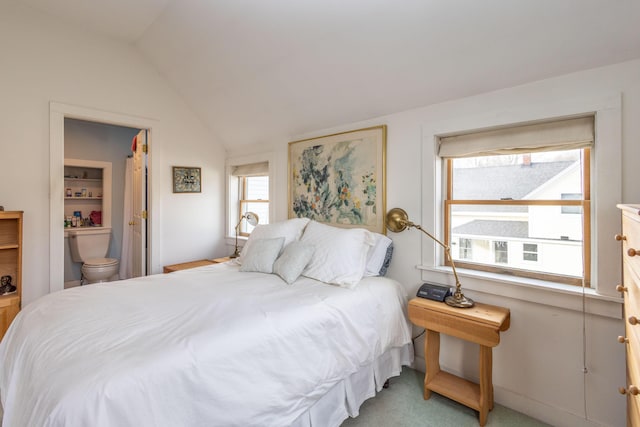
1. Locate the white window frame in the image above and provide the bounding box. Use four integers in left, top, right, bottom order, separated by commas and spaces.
421, 93, 622, 318
225, 153, 275, 243
238, 175, 269, 236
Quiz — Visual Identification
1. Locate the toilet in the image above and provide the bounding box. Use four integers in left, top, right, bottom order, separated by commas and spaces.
68, 228, 119, 284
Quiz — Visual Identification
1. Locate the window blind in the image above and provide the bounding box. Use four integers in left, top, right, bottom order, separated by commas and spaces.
231, 161, 269, 176
438, 116, 594, 158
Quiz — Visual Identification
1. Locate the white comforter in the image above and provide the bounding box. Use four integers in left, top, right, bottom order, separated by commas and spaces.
0, 263, 412, 427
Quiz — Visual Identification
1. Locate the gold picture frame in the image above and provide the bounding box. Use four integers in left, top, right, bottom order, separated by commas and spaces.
172, 166, 201, 193
288, 125, 387, 233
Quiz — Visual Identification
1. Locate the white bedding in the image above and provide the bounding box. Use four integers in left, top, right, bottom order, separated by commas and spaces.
0, 262, 412, 427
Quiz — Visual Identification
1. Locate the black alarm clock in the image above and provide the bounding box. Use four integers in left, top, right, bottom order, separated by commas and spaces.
416, 282, 451, 302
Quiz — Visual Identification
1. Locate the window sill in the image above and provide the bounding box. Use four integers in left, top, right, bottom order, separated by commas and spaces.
417, 265, 623, 319
225, 235, 248, 248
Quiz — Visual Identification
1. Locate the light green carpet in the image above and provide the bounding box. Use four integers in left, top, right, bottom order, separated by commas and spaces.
341, 367, 550, 427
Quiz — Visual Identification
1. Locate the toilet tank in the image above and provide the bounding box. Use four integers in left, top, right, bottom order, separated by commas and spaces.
68, 228, 111, 262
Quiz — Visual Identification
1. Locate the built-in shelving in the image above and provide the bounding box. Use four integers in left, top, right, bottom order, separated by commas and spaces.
64, 159, 112, 229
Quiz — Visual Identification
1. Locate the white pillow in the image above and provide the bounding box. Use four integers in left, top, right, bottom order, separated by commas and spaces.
239, 237, 285, 274
239, 218, 310, 264
300, 221, 374, 288
364, 233, 393, 277
273, 241, 316, 284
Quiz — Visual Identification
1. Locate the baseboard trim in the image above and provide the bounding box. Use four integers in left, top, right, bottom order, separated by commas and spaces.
64, 280, 81, 289
411, 356, 604, 427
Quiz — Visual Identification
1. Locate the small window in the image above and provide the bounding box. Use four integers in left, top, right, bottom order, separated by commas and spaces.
459, 238, 473, 260
561, 193, 582, 214
494, 241, 508, 264
238, 176, 269, 235
229, 161, 270, 236
523, 243, 538, 262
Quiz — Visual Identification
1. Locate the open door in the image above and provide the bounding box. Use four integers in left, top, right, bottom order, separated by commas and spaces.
132, 129, 147, 277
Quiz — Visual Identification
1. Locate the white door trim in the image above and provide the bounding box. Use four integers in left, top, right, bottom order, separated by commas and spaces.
49, 102, 161, 293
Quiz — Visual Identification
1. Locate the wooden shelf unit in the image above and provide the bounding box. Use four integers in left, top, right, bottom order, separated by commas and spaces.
0, 211, 23, 340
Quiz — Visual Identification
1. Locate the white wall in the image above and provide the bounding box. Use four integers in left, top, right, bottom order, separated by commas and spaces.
0, 4, 228, 304
228, 59, 640, 426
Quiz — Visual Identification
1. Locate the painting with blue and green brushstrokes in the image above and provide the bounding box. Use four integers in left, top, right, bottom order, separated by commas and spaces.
291, 137, 377, 227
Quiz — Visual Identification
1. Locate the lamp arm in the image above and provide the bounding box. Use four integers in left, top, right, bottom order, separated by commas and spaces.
413, 224, 462, 290
232, 214, 247, 258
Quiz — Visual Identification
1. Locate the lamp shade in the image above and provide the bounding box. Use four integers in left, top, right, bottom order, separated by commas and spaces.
244, 212, 259, 227
385, 208, 410, 233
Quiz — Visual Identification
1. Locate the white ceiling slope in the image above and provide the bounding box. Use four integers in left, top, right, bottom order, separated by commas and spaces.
20, 0, 640, 149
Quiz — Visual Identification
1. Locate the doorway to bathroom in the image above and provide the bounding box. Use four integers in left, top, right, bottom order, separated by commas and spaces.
50, 102, 158, 294
63, 119, 147, 288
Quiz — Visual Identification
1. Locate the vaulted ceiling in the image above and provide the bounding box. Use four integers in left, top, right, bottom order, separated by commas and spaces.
16, 0, 640, 149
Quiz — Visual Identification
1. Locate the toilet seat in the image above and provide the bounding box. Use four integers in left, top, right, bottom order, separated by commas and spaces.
84, 258, 119, 268
81, 258, 119, 285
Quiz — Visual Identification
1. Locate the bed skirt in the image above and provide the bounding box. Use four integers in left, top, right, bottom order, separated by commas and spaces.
0, 344, 413, 427
291, 342, 414, 427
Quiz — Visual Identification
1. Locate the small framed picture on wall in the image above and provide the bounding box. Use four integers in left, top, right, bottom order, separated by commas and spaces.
172, 166, 201, 193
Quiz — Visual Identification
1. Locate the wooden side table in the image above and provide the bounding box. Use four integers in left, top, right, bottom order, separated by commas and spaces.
408, 298, 510, 426
163, 257, 233, 273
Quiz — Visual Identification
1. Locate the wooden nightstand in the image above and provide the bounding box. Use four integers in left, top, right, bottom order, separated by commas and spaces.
408, 297, 510, 426
163, 257, 233, 273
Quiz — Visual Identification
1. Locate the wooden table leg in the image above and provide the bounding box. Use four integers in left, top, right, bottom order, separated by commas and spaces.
478, 345, 493, 426
424, 329, 440, 400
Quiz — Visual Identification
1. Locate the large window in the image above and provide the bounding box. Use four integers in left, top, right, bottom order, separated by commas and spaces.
441, 116, 593, 286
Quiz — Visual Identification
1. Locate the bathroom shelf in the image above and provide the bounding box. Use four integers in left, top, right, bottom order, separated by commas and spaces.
64, 161, 109, 229
64, 178, 102, 182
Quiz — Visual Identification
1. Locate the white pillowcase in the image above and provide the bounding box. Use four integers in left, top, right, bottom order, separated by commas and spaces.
300, 221, 374, 288
239, 237, 285, 274
273, 241, 315, 284
364, 233, 393, 277
239, 218, 310, 264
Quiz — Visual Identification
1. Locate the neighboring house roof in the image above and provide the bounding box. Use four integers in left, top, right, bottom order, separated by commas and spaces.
453, 220, 529, 239
451, 162, 579, 241
453, 161, 575, 200
452, 160, 575, 213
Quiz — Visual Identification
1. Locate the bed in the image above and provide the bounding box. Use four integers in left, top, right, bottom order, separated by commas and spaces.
0, 219, 413, 426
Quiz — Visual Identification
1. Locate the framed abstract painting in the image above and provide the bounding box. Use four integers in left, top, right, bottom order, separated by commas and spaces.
172, 166, 201, 193
288, 125, 386, 233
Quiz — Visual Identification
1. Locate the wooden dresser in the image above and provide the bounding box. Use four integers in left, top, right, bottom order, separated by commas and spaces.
617, 204, 640, 426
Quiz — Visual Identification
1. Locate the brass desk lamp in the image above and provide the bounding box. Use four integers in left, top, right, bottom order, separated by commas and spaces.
386, 208, 474, 308
230, 212, 259, 258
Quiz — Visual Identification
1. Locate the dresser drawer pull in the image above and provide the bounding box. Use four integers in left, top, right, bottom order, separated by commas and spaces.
628, 248, 640, 257
618, 336, 630, 344
617, 284, 628, 293
629, 316, 639, 325
619, 385, 639, 396
615, 234, 627, 241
